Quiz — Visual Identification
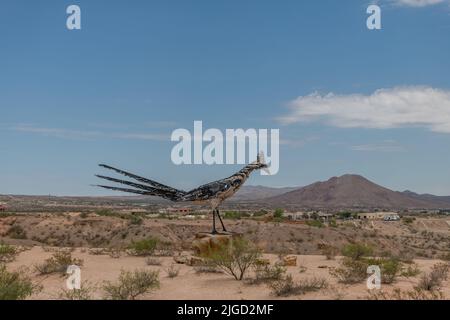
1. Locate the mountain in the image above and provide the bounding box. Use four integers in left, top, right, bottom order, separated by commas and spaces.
264, 174, 450, 209
232, 185, 298, 201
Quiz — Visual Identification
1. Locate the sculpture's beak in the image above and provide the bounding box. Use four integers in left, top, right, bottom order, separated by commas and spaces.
261, 166, 271, 175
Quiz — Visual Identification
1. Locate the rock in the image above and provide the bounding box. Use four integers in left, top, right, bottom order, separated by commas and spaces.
173, 253, 190, 264
187, 256, 204, 266
282, 255, 297, 266
192, 232, 241, 256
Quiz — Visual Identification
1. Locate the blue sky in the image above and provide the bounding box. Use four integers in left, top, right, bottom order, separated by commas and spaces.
1, 0, 450, 196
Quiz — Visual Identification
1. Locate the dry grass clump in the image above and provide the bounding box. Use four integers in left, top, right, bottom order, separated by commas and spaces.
416, 263, 449, 291
247, 264, 286, 285
270, 274, 328, 297
165, 264, 180, 278
367, 288, 445, 300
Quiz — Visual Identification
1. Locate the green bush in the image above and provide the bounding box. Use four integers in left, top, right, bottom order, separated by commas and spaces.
0, 265, 41, 300
35, 251, 83, 275
367, 258, 402, 284
331, 255, 403, 284
128, 238, 159, 256
341, 243, 373, 260
330, 258, 369, 284
305, 220, 324, 228
103, 269, 160, 300
273, 209, 284, 219
0, 243, 17, 263
201, 238, 261, 281
129, 215, 143, 225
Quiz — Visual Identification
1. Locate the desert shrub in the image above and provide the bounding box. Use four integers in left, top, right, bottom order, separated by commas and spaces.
273, 208, 284, 219
417, 263, 449, 291
103, 269, 160, 300
330, 258, 369, 284
35, 251, 83, 275
367, 258, 402, 284
332, 256, 402, 284
249, 264, 286, 285
95, 209, 116, 217
58, 282, 95, 300
145, 257, 162, 266
129, 215, 143, 225
156, 241, 174, 257
6, 225, 27, 239
341, 243, 373, 260
194, 265, 222, 274
401, 264, 421, 278
165, 264, 180, 278
321, 245, 338, 260
201, 238, 261, 281
128, 238, 159, 256
402, 217, 415, 224
367, 288, 445, 300
305, 220, 324, 228
79, 212, 88, 219
270, 275, 328, 297
0, 265, 41, 300
0, 243, 17, 263
329, 219, 338, 228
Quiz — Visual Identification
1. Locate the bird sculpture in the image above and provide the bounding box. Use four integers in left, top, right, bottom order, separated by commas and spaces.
95, 152, 270, 234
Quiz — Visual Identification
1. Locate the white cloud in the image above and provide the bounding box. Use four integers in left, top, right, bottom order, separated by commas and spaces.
350, 141, 406, 152
11, 124, 167, 141
278, 86, 450, 133
391, 0, 446, 7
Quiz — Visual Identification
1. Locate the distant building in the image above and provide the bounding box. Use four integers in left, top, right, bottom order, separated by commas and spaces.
159, 207, 191, 215
283, 212, 305, 221
283, 211, 334, 221
357, 212, 400, 220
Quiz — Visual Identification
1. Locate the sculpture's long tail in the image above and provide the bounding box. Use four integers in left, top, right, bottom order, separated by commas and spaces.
95, 164, 185, 201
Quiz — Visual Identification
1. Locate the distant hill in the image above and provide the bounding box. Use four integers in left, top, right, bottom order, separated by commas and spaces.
264, 174, 450, 209
232, 185, 298, 201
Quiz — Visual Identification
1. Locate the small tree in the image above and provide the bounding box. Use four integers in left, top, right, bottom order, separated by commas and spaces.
103, 269, 160, 300
202, 238, 261, 281
341, 243, 373, 260
273, 208, 284, 219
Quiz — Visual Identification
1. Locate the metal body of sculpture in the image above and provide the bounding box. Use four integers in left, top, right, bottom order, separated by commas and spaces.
95, 153, 269, 234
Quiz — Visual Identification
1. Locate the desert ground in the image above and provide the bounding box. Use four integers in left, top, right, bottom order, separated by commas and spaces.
4, 247, 449, 300
1, 208, 449, 300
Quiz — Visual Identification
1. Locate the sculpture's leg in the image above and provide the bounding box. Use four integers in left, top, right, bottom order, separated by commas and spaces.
216, 209, 227, 232
211, 210, 218, 234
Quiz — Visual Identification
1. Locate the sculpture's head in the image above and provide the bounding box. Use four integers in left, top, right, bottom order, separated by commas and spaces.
255, 151, 270, 175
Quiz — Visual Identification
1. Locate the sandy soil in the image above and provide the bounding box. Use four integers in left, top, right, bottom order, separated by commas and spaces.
6, 247, 449, 300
